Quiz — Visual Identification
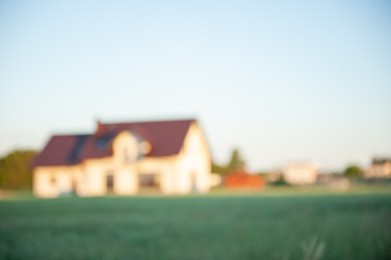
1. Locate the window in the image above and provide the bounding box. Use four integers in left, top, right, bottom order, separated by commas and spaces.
49, 174, 56, 185
139, 174, 159, 187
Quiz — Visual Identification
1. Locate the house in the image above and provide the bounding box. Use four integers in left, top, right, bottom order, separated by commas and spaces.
224, 170, 265, 189
32, 118, 212, 198
283, 163, 317, 185
365, 158, 391, 178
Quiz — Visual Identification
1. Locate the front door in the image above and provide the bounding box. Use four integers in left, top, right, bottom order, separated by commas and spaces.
106, 173, 114, 193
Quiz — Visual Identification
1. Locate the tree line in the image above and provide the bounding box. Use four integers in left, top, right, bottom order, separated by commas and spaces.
0, 150, 36, 189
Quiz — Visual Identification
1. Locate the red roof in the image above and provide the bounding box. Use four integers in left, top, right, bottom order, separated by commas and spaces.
224, 170, 265, 188
33, 119, 195, 167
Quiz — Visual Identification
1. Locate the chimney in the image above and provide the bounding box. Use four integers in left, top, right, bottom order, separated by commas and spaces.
95, 120, 105, 137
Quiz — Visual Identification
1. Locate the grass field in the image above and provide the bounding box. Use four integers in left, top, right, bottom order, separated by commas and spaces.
0, 190, 390, 259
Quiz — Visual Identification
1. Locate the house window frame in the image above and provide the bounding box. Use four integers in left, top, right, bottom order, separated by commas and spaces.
49, 174, 56, 186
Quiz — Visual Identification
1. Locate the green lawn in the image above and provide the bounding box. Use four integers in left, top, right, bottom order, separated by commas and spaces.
0, 192, 390, 259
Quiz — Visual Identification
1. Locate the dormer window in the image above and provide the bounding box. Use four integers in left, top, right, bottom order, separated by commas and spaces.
97, 138, 107, 149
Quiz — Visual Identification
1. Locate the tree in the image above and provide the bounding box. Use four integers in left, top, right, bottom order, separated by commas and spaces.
226, 148, 245, 172
211, 163, 228, 175
343, 165, 363, 178
211, 148, 246, 175
0, 150, 36, 189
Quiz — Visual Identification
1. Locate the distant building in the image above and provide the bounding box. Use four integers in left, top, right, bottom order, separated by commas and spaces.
365, 158, 391, 178
283, 163, 317, 185
32, 119, 212, 198
224, 170, 265, 189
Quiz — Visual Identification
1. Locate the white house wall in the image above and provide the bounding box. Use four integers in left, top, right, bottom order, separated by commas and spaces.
33, 166, 81, 198
174, 122, 212, 194
82, 158, 114, 196
284, 164, 317, 185
366, 162, 391, 178
115, 166, 138, 195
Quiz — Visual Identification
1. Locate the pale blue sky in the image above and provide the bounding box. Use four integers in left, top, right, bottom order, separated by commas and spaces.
1, 1, 390, 171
